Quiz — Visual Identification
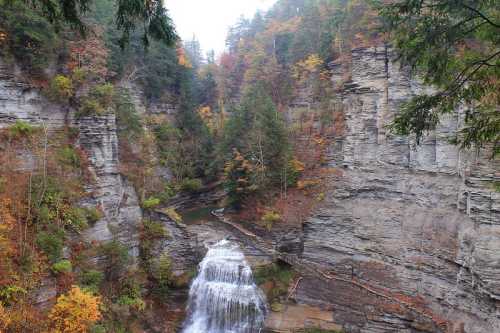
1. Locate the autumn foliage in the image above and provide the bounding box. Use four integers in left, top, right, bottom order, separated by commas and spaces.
47, 286, 101, 333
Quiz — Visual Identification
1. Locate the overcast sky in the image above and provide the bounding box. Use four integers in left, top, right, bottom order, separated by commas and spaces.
167, 0, 276, 56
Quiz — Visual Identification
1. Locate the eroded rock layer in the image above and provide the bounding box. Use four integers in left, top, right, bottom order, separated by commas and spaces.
297, 46, 500, 332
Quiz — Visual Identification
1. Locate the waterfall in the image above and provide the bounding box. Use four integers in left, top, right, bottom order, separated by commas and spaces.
182, 239, 267, 333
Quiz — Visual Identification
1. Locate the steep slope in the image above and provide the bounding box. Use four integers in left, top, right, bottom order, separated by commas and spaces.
295, 46, 500, 333
0, 56, 195, 317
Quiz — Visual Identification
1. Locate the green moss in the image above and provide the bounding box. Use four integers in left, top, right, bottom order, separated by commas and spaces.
254, 262, 295, 301
261, 211, 281, 231
163, 207, 182, 224
142, 197, 160, 210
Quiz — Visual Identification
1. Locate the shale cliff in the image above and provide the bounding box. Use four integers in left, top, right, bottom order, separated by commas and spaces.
289, 46, 500, 333
0, 57, 194, 309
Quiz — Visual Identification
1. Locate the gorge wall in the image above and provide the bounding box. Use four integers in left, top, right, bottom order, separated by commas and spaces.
0, 57, 194, 310
3, 43, 500, 333
290, 46, 500, 333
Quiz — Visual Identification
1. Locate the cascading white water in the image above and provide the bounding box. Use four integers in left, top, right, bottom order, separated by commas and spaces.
182, 239, 267, 333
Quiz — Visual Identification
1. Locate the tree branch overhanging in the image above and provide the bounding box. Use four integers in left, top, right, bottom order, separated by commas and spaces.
461, 4, 500, 29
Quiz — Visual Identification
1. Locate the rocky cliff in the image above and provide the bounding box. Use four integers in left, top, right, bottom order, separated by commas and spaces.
0, 57, 194, 309
3, 42, 500, 332
0, 57, 143, 257
0, 58, 66, 128
290, 46, 500, 333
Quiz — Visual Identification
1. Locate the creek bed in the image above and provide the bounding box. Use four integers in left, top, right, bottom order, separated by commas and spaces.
179, 205, 220, 225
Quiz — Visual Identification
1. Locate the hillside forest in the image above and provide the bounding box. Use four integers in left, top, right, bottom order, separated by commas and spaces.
0, 0, 498, 332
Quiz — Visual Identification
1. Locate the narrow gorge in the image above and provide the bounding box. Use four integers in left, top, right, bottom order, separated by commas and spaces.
0, 0, 498, 333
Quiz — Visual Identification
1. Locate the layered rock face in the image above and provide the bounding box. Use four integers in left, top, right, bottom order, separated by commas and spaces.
0, 58, 142, 256
296, 46, 500, 332
0, 58, 66, 128
77, 113, 142, 256
0, 58, 197, 272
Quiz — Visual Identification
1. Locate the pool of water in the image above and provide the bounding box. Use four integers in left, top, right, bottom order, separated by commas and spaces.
180, 206, 220, 225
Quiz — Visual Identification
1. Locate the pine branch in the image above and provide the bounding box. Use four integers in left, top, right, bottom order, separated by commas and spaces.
461, 4, 500, 29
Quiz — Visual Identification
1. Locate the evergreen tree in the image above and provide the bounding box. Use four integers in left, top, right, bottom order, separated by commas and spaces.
1, 0, 178, 47
219, 84, 289, 195
379, 0, 500, 154
243, 85, 289, 186
223, 149, 256, 209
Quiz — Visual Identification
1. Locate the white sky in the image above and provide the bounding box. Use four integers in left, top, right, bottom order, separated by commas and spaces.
167, 0, 276, 55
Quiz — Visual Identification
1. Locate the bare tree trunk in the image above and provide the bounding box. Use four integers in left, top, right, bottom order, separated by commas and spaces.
37, 124, 49, 207
284, 164, 287, 199
258, 133, 265, 184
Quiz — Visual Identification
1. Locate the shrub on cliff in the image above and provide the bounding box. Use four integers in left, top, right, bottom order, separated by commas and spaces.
47, 75, 74, 103
79, 269, 104, 293
261, 210, 281, 231
8, 120, 39, 138
254, 262, 295, 301
82, 207, 103, 225
36, 230, 64, 263
57, 146, 81, 168
142, 219, 169, 239
98, 240, 131, 281
52, 260, 72, 274
179, 178, 202, 193
142, 196, 160, 210
114, 88, 143, 141
150, 253, 173, 298
78, 83, 115, 116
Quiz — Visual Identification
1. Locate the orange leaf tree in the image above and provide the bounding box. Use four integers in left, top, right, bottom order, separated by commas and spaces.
47, 286, 101, 333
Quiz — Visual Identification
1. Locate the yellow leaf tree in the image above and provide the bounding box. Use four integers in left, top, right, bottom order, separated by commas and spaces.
47, 286, 101, 333
0, 302, 10, 333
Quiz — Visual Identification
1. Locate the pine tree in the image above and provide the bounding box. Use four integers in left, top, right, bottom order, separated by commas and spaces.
379, 0, 500, 154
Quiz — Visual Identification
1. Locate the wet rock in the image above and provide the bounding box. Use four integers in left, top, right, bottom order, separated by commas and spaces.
264, 304, 342, 332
